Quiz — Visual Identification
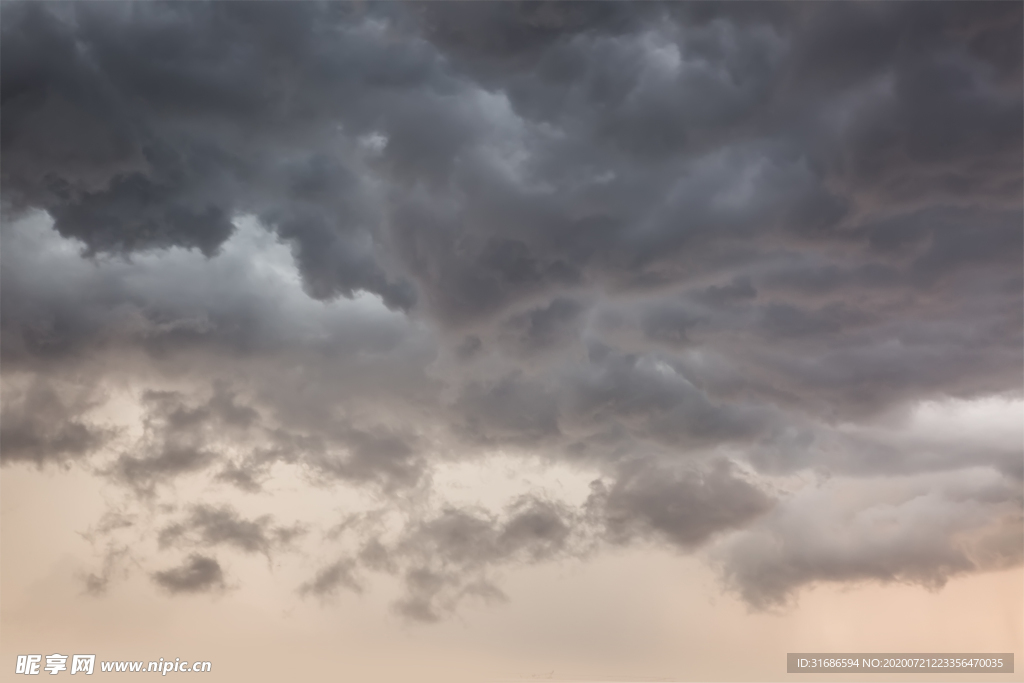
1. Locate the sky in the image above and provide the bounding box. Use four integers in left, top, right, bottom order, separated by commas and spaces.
1, 2, 1022, 681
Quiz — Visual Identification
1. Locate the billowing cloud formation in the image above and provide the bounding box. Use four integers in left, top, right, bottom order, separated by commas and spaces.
592, 459, 774, 549
716, 468, 1024, 608
2, 1, 1021, 617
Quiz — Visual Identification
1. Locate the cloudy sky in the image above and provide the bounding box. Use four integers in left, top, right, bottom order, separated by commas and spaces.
1, 2, 1022, 681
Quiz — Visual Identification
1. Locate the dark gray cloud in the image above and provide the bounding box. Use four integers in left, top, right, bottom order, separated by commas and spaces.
110, 445, 216, 496
152, 554, 225, 594
1, 1, 1020, 616
565, 346, 774, 448
590, 459, 774, 549
794, 4, 1022, 210
499, 297, 587, 355
104, 388, 251, 495
2, 1, 423, 308
299, 424, 426, 491
158, 505, 304, 557
317, 496, 580, 622
399, 497, 575, 568
455, 373, 561, 445
0, 379, 114, 465
89, 376, 429, 496
298, 559, 362, 599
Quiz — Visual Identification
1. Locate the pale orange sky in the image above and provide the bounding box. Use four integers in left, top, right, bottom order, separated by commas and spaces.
3, 462, 1020, 683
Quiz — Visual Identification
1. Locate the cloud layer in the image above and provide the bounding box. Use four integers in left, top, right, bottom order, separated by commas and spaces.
2, 1, 1021, 618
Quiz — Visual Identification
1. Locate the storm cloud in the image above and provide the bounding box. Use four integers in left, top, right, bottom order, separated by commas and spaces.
1, 1, 1021, 616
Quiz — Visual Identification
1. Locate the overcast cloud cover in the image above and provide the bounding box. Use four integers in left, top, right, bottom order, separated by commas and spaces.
1, 1, 1022, 622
